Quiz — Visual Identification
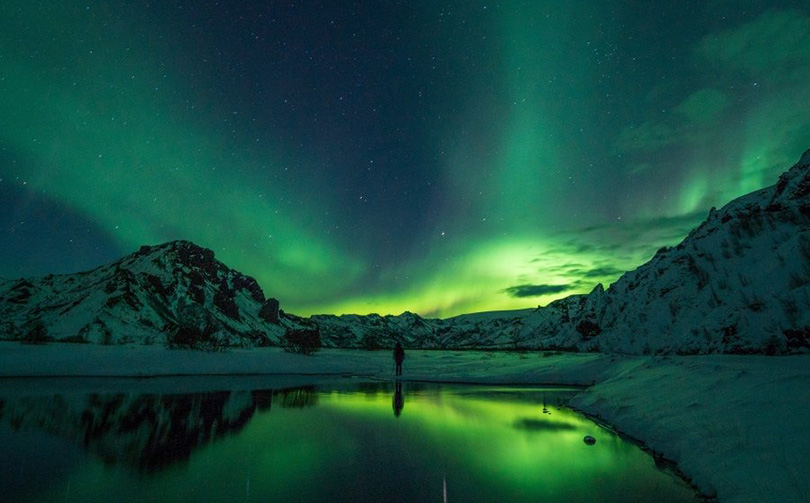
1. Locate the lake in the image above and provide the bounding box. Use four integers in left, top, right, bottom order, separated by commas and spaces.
0, 378, 697, 502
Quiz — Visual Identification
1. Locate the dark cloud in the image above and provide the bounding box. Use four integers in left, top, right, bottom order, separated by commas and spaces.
503, 283, 575, 298
544, 264, 585, 274
583, 266, 625, 278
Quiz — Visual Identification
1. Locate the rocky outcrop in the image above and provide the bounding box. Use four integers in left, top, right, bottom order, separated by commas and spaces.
259, 298, 280, 323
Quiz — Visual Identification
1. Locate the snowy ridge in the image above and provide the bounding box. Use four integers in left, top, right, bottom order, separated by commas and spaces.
311, 309, 534, 349
313, 150, 810, 353
312, 150, 810, 354
515, 149, 810, 354
2, 151, 809, 353
0, 241, 301, 346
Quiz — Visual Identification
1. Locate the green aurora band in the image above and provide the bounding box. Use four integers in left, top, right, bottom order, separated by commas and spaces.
2, 2, 810, 317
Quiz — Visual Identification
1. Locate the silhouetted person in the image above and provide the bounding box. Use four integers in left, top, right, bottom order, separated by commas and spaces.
393, 342, 405, 376
393, 381, 404, 417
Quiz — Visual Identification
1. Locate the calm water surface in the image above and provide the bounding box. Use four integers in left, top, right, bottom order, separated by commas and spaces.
0, 379, 697, 502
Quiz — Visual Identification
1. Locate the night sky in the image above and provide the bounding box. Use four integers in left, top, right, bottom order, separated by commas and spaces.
2, 1, 810, 317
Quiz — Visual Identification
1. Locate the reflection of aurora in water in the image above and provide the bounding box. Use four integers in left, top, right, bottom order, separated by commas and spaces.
0, 383, 696, 502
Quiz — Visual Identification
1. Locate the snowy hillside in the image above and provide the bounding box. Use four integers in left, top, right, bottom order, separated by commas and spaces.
515, 149, 810, 354
312, 309, 534, 349
2, 151, 809, 354
0, 241, 300, 346
313, 151, 810, 353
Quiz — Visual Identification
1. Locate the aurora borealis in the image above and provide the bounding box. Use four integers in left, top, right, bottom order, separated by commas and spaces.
2, 2, 810, 317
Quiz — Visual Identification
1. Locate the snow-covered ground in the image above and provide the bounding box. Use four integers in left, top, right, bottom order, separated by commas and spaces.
1, 342, 807, 502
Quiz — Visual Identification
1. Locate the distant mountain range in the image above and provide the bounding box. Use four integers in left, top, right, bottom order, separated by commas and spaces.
2, 150, 809, 354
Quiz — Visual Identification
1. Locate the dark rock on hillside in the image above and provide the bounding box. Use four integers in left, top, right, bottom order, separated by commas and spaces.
259, 298, 280, 323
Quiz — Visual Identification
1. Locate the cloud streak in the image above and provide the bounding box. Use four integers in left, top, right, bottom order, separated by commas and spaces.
503, 283, 577, 299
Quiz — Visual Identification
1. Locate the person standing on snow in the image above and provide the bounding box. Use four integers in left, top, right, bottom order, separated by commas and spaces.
394, 342, 405, 376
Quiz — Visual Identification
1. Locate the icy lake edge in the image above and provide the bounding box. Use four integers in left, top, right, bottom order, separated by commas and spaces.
2, 342, 809, 502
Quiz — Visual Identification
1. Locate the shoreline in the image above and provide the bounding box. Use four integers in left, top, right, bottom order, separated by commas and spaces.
1, 342, 808, 501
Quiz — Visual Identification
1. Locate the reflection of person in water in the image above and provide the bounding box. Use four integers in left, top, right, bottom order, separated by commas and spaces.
393, 381, 404, 417
394, 342, 405, 376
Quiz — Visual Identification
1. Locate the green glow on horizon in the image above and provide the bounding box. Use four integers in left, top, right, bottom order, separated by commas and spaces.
309, 235, 651, 317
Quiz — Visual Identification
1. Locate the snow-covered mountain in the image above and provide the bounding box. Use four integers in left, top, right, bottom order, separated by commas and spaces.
512, 149, 810, 354
0, 240, 583, 351
311, 308, 533, 349
0, 241, 302, 346
311, 150, 810, 354
2, 150, 809, 354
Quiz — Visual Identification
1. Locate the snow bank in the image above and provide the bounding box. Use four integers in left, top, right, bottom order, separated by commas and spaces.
569, 355, 810, 502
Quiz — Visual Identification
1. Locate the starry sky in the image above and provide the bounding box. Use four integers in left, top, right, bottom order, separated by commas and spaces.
2, 1, 810, 317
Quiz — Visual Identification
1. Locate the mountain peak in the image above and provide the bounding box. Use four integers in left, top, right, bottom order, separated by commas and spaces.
773, 149, 810, 204
0, 239, 287, 346
127, 241, 226, 284
133, 240, 214, 263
